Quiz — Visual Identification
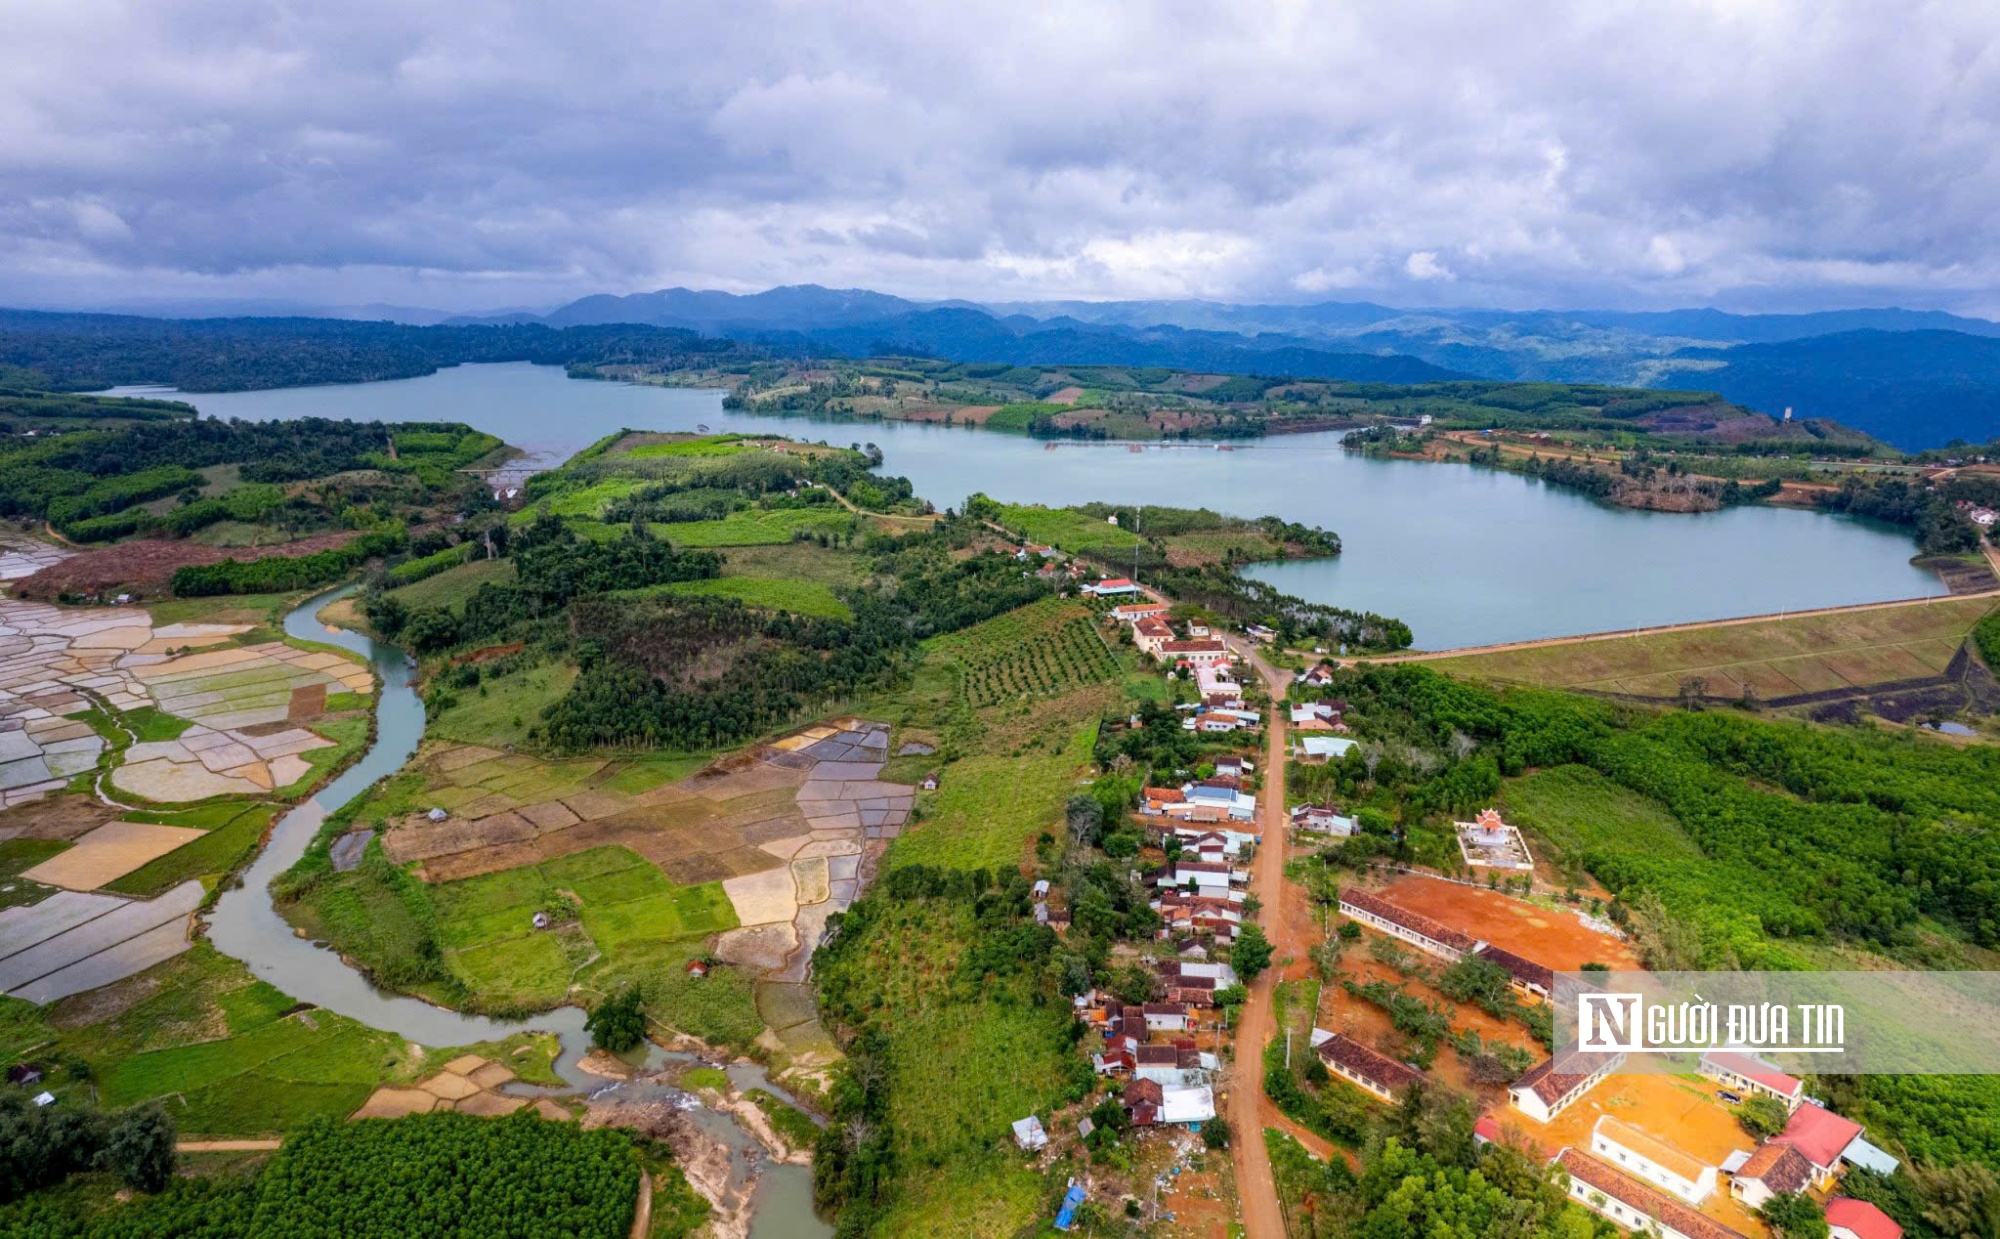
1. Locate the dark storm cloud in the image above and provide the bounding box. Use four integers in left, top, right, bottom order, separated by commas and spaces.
3, 0, 1999, 311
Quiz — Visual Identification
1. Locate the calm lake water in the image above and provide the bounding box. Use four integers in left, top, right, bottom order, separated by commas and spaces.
150, 361, 1945, 650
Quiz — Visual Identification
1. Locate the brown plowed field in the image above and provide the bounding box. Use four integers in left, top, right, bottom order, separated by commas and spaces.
15, 530, 362, 600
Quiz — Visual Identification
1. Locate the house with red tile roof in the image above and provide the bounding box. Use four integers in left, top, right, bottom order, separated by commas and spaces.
1315, 1034, 1425, 1103
1473, 943, 1554, 1001
1700, 1050, 1803, 1112
1507, 1050, 1624, 1124
1778, 1102, 1867, 1188
1730, 1141, 1813, 1210
1110, 602, 1169, 623
1338, 887, 1481, 960
1082, 577, 1141, 597
1826, 1196, 1903, 1239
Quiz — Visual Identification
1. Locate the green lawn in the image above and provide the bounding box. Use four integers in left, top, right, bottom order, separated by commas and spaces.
385, 556, 516, 613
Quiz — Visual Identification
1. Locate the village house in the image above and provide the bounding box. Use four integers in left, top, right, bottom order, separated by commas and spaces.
1185, 708, 1259, 735
1315, 1034, 1425, 1103
1245, 623, 1277, 642
1591, 1116, 1718, 1205
1158, 1083, 1216, 1129
1508, 1050, 1625, 1123
1158, 860, 1247, 892
1299, 663, 1337, 687
1775, 1101, 1867, 1189
1141, 1002, 1190, 1033
1110, 601, 1170, 623
1013, 544, 1060, 560
1193, 662, 1240, 703
1211, 755, 1250, 781
1825, 1197, 1903, 1239
1473, 942, 1554, 1001
1295, 735, 1358, 761
1699, 1051, 1803, 1112
1082, 577, 1141, 597
1185, 780, 1257, 820
1729, 1141, 1813, 1209
1556, 1149, 1747, 1239
1132, 615, 1175, 657
1123, 1078, 1163, 1127
1337, 887, 1481, 961
1161, 638, 1231, 667
1291, 803, 1357, 836
1140, 786, 1185, 816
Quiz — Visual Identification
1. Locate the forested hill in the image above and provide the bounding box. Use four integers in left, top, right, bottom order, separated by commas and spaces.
1671, 328, 2000, 451
0, 310, 774, 392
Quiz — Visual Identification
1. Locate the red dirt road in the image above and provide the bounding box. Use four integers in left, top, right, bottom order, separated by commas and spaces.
1225, 639, 1299, 1239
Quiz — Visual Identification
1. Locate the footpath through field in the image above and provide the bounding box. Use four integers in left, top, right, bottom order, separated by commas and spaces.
1224, 637, 1299, 1239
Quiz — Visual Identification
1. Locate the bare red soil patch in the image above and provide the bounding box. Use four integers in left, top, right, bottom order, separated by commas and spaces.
16, 530, 363, 600
1375, 874, 1640, 970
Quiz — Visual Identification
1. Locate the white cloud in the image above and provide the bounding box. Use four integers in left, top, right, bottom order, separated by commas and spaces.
0, 0, 1997, 311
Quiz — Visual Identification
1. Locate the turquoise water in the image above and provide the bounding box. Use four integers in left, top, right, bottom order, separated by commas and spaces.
158, 362, 1945, 650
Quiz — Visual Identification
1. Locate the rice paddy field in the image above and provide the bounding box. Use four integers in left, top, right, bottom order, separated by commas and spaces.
1427, 596, 1997, 701
0, 944, 560, 1137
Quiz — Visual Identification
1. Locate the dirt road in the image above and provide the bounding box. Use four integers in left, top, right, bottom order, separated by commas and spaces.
1224, 638, 1297, 1239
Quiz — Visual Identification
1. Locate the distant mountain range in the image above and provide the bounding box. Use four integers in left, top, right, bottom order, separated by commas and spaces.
19, 284, 2000, 448
481, 285, 2000, 448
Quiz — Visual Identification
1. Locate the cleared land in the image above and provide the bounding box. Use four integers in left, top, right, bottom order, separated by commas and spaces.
1426, 595, 1997, 700
1374, 872, 1641, 970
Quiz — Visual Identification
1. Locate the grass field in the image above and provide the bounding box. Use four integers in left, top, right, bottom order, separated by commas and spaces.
385, 556, 516, 613
888, 721, 1097, 871
655, 507, 856, 547
987, 501, 1140, 556
1428, 596, 1998, 700
428, 846, 737, 1009
429, 661, 578, 750
121, 706, 192, 743
1502, 765, 1700, 863
618, 576, 851, 619
720, 541, 868, 589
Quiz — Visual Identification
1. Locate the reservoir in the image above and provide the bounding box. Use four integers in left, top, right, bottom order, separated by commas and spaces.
155, 361, 1944, 650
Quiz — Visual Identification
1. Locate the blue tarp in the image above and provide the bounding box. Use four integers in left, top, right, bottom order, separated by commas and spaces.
1054, 1183, 1087, 1231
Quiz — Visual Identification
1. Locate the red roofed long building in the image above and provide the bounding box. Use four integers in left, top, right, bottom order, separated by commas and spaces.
1315, 1034, 1424, 1103
1507, 1050, 1625, 1123
1337, 887, 1480, 960
1826, 1196, 1903, 1239
1556, 1149, 1748, 1239
1700, 1050, 1803, 1112
1778, 1102, 1866, 1187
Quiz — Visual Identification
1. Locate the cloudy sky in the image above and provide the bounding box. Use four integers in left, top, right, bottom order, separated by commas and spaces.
5, 0, 1999, 315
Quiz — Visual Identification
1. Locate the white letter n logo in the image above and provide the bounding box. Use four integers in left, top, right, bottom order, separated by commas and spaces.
1580, 994, 1642, 1050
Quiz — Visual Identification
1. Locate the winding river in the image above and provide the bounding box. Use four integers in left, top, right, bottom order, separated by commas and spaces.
202, 584, 829, 1238
132, 361, 1947, 650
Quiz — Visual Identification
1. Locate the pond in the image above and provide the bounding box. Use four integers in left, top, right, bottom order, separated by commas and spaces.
144, 361, 1945, 650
